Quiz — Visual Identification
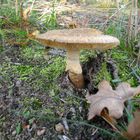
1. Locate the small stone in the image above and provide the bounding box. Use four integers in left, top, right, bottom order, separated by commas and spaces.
16, 80, 21, 87
12, 130, 16, 136
30, 138, 36, 140
37, 127, 46, 136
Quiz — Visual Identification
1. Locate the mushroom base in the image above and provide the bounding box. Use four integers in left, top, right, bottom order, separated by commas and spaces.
66, 49, 84, 88
69, 71, 84, 89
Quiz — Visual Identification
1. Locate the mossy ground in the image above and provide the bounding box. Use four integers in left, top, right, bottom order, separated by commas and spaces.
0, 1, 140, 140
0, 42, 138, 139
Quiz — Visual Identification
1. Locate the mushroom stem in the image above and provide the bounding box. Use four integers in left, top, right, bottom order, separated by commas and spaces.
66, 49, 84, 88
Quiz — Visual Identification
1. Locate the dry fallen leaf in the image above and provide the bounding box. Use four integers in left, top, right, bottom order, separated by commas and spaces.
28, 30, 40, 39
86, 80, 140, 120
123, 111, 140, 140
68, 21, 78, 29
22, 7, 31, 21
101, 108, 117, 130
55, 123, 65, 133
23, 124, 30, 129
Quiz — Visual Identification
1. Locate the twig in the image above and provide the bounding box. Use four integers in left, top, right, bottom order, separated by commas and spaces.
128, 0, 138, 40
136, 41, 140, 65
29, 0, 36, 15
15, 0, 18, 16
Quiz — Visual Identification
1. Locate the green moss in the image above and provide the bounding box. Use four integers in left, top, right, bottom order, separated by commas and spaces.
118, 64, 137, 86
0, 28, 28, 46
110, 47, 138, 86
0, 116, 6, 128
0, 29, 6, 42
94, 62, 112, 86
4, 29, 27, 41
13, 65, 34, 81
111, 49, 128, 61
21, 46, 44, 61
40, 57, 65, 80
23, 97, 43, 110
13, 56, 65, 91
80, 49, 96, 62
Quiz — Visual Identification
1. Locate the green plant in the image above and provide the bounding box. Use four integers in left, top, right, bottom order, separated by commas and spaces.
37, 0, 58, 29
16, 122, 22, 134
45, 4, 57, 29
0, 5, 21, 25
97, 0, 116, 8
94, 62, 112, 86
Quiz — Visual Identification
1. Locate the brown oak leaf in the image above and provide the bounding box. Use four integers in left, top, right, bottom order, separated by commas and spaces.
124, 111, 140, 140
86, 80, 140, 120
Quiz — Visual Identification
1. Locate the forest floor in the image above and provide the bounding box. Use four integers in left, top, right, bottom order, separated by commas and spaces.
0, 1, 140, 140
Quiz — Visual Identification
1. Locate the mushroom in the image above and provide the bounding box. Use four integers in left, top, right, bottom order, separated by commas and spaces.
35, 28, 120, 88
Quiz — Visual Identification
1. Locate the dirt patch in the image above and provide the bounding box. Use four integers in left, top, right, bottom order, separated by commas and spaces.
82, 53, 104, 94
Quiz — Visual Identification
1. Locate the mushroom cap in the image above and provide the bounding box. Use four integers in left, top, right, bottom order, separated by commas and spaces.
36, 28, 120, 50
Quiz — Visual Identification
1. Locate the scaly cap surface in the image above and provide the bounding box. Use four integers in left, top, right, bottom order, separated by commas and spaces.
36, 28, 120, 50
